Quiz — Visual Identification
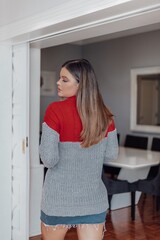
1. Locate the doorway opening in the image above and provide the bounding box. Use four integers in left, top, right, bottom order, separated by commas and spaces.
29, 26, 160, 238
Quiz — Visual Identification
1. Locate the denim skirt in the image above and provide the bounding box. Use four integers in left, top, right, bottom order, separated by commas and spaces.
41, 210, 107, 226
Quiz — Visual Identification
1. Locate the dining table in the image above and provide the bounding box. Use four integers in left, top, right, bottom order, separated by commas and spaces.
104, 146, 160, 210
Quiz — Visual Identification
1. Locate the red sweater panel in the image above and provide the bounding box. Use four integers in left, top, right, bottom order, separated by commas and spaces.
43, 96, 115, 142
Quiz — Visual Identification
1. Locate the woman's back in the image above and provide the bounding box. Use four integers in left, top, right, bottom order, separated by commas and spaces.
39, 59, 118, 240
40, 96, 118, 217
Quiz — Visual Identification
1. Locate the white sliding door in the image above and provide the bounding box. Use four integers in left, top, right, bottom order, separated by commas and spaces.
29, 47, 44, 237
0, 45, 12, 240
11, 43, 30, 240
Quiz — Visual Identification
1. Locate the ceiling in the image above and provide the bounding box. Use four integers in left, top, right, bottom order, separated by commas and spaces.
71, 22, 160, 46
27, 1, 160, 49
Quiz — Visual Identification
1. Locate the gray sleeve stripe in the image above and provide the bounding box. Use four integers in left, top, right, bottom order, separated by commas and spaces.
104, 129, 119, 163
42, 122, 60, 138
39, 123, 59, 168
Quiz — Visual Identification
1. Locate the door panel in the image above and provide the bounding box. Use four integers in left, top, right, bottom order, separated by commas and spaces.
12, 43, 29, 240
0, 45, 12, 240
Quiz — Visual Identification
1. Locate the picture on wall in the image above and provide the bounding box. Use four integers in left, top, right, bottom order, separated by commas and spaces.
40, 71, 56, 96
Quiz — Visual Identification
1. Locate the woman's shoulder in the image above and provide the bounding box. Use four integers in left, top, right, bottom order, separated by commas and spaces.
108, 119, 116, 132
105, 119, 116, 137
46, 100, 66, 114
49, 96, 76, 109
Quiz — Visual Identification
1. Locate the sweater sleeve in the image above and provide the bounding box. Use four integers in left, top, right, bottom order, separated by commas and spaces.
104, 120, 119, 163
39, 103, 60, 168
43, 103, 60, 133
39, 123, 59, 168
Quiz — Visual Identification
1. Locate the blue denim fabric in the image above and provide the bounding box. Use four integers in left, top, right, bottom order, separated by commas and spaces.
41, 211, 107, 226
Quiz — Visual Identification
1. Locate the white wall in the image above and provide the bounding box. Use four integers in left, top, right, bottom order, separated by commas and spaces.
0, 0, 67, 27
40, 30, 160, 147
1, 0, 137, 42
1, 0, 130, 27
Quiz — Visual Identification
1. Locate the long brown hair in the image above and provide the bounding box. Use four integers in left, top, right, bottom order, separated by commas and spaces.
62, 59, 113, 147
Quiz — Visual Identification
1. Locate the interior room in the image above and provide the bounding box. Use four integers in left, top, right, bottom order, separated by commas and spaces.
37, 28, 160, 240
40, 29, 160, 147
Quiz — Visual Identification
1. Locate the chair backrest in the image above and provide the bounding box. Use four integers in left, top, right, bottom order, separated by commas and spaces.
151, 137, 160, 152
136, 164, 160, 195
117, 133, 120, 145
147, 138, 160, 179
124, 134, 148, 149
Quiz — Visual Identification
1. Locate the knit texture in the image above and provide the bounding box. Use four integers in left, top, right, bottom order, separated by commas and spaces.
39, 96, 118, 217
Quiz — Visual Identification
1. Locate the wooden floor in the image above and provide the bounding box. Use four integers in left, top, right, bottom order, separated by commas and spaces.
30, 194, 160, 240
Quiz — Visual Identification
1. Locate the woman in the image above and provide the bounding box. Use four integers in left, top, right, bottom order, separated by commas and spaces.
39, 59, 118, 240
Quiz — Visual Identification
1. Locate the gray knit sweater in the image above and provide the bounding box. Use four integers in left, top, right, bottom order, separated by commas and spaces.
39, 97, 118, 217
